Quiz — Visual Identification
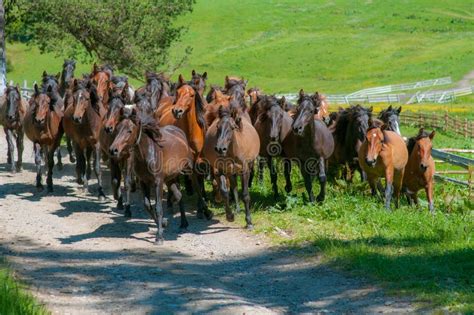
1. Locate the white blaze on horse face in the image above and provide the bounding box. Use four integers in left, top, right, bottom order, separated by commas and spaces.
372, 133, 377, 138
394, 121, 401, 136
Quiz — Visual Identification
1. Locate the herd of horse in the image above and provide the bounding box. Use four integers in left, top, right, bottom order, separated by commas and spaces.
0, 60, 436, 244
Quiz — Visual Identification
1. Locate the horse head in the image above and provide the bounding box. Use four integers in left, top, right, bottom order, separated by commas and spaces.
292, 89, 317, 136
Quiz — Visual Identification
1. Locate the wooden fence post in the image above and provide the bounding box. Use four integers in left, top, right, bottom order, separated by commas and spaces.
465, 118, 468, 138
444, 111, 448, 132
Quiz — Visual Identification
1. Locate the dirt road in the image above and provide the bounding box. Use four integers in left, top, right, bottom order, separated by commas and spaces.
0, 132, 414, 314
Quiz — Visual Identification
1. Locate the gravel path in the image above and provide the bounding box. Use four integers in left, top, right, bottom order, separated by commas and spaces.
0, 131, 414, 314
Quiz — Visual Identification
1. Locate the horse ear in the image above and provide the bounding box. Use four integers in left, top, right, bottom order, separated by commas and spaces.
192, 69, 196, 76
387, 105, 392, 111
92, 63, 98, 74
397, 106, 402, 114
429, 130, 436, 140
279, 96, 286, 108
56, 72, 61, 80
418, 127, 424, 135
299, 89, 305, 99
34, 84, 39, 95
202, 72, 207, 80
178, 74, 186, 85
368, 106, 373, 113
225, 76, 229, 85
243, 79, 248, 87
15, 83, 20, 92
42, 70, 48, 77
121, 82, 129, 100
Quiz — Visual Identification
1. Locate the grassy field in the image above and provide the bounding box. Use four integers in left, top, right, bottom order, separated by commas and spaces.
0, 260, 48, 315
207, 125, 473, 312
5, 0, 474, 94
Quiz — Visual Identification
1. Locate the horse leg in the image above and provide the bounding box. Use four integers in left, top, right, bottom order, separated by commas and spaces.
316, 157, 327, 202
393, 170, 404, 209
85, 147, 93, 182
66, 135, 76, 163
269, 157, 279, 198
94, 145, 106, 200
34, 143, 44, 191
46, 147, 55, 192
384, 167, 394, 211
426, 181, 435, 214
284, 158, 292, 193
73, 143, 84, 185
110, 160, 123, 209
56, 144, 63, 171
367, 174, 377, 197
219, 174, 233, 222
154, 178, 165, 245
5, 128, 15, 172
258, 156, 266, 184
192, 172, 213, 220
16, 129, 24, 172
230, 174, 241, 213
300, 165, 315, 203
123, 157, 133, 218
242, 169, 253, 230
170, 182, 188, 231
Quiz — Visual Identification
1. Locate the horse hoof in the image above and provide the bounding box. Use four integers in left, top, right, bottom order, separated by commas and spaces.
69, 156, 76, 163
77, 178, 84, 185
98, 195, 106, 201
316, 195, 325, 203
179, 225, 188, 233
205, 210, 214, 220
246, 224, 254, 231
154, 238, 164, 245
226, 213, 235, 222
56, 163, 63, 171
285, 184, 292, 193
124, 206, 132, 218
117, 201, 124, 210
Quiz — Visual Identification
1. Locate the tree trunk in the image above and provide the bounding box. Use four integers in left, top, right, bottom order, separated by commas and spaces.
0, 0, 6, 95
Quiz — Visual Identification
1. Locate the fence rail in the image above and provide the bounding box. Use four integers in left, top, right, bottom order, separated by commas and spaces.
431, 149, 473, 188
400, 111, 474, 138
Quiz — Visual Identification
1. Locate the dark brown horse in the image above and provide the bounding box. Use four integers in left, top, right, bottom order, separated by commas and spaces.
252, 95, 293, 196
135, 71, 172, 111
378, 105, 402, 135
403, 128, 436, 213
203, 104, 260, 229
100, 85, 134, 215
0, 85, 28, 172
109, 111, 194, 244
63, 79, 106, 199
58, 59, 77, 164
358, 123, 408, 210
189, 70, 208, 96
283, 90, 334, 203
23, 84, 64, 191
330, 105, 373, 181
224, 76, 247, 109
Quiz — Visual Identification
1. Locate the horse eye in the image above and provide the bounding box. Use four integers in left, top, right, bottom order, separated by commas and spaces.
128, 130, 132, 134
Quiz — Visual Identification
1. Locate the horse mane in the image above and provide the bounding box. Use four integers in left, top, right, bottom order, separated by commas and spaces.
206, 85, 224, 103
368, 118, 384, 130
194, 87, 207, 131
136, 111, 162, 144
407, 129, 431, 155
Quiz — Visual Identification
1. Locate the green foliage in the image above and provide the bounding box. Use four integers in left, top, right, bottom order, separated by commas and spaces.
0, 260, 49, 315
8, 0, 195, 79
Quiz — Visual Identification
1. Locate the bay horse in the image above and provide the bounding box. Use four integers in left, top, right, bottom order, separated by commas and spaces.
23, 84, 63, 191
358, 122, 408, 210
204, 88, 232, 127
224, 76, 248, 109
157, 75, 212, 219
111, 76, 135, 104
252, 95, 293, 197
189, 70, 208, 96
313, 92, 330, 123
109, 110, 194, 244
91, 63, 112, 110
135, 71, 172, 111
0, 85, 28, 172
100, 85, 134, 216
283, 90, 334, 203
403, 128, 436, 213
58, 59, 77, 164
203, 104, 260, 229
63, 79, 106, 199
378, 105, 402, 135
330, 104, 373, 181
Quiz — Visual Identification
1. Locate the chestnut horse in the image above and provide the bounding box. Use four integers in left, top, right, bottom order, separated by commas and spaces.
204, 88, 232, 127
203, 105, 260, 229
63, 79, 106, 199
403, 128, 436, 213
247, 87, 262, 107
252, 95, 293, 197
358, 123, 408, 210
23, 85, 63, 191
0, 85, 28, 172
313, 92, 330, 123
109, 111, 194, 244
378, 105, 402, 135
100, 85, 134, 215
283, 90, 334, 203
91, 63, 112, 110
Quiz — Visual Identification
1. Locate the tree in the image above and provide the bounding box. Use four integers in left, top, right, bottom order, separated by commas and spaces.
11, 0, 195, 79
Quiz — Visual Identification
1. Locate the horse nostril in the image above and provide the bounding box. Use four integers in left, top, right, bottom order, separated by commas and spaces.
105, 126, 113, 133
8, 115, 15, 120
109, 148, 118, 156
365, 158, 375, 167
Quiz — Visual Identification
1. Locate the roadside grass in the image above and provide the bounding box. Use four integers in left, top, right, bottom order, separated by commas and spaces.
0, 259, 49, 315
209, 127, 473, 312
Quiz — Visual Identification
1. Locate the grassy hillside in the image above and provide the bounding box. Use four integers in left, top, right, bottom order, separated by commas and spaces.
5, 0, 474, 94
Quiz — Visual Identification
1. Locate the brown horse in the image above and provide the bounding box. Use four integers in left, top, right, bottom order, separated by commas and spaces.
156, 75, 211, 219
203, 104, 260, 229
358, 123, 408, 210
403, 128, 436, 213
91, 63, 112, 110
23, 84, 63, 191
252, 95, 293, 196
313, 92, 330, 123
247, 87, 262, 107
0, 85, 28, 172
224, 76, 248, 109
204, 88, 232, 127
283, 90, 334, 203
63, 79, 106, 199
100, 85, 134, 215
189, 70, 208, 96
135, 71, 172, 111
109, 111, 194, 244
